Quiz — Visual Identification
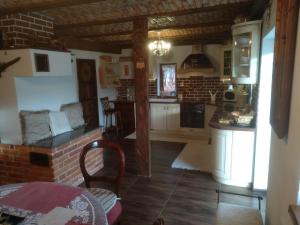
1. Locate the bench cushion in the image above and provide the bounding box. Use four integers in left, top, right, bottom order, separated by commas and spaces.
20, 110, 52, 144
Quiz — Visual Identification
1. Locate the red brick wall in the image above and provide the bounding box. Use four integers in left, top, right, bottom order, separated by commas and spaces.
0, 13, 54, 48
117, 77, 224, 103
117, 79, 158, 100
177, 77, 224, 103
0, 129, 103, 186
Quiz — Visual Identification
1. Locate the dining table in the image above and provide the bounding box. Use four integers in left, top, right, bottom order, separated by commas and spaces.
0, 182, 112, 225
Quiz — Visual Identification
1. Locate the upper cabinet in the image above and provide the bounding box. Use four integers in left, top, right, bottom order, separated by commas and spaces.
220, 45, 232, 82
232, 20, 262, 84
0, 48, 73, 77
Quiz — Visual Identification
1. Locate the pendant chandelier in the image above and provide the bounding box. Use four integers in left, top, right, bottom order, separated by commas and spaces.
148, 33, 171, 56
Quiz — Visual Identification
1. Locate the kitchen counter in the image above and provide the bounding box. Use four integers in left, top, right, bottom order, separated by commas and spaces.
209, 106, 256, 131
30, 126, 96, 148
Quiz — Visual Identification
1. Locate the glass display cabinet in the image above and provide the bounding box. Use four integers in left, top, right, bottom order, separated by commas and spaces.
232, 20, 262, 84
220, 45, 232, 83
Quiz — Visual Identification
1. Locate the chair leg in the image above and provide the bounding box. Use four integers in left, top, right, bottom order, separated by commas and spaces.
105, 114, 108, 130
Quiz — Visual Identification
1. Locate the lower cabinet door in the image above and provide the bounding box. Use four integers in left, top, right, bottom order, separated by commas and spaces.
150, 104, 166, 130
230, 131, 255, 184
166, 104, 180, 131
212, 129, 232, 180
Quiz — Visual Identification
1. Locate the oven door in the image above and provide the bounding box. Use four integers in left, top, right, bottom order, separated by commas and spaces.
180, 103, 204, 128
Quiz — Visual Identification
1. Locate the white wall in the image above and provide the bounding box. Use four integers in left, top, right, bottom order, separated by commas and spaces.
0, 50, 77, 144
70, 49, 119, 126
15, 76, 78, 111
265, 4, 300, 225
0, 75, 22, 144
253, 30, 274, 190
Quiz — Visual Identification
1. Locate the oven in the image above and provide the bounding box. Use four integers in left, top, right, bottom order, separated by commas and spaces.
180, 103, 204, 128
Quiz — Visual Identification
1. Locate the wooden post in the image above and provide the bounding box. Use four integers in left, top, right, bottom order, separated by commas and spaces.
132, 17, 151, 177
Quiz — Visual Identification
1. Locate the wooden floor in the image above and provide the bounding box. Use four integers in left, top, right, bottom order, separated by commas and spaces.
85, 139, 265, 225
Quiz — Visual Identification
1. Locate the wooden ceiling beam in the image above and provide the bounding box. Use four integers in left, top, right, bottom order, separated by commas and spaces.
57, 20, 232, 38
149, 19, 233, 32
0, 0, 105, 15
59, 30, 132, 38
91, 36, 228, 49
62, 37, 122, 54
55, 1, 254, 30
88, 31, 231, 45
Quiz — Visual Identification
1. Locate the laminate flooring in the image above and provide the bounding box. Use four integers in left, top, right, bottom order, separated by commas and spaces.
82, 139, 266, 225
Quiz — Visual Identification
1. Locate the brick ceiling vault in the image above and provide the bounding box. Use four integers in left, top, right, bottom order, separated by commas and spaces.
0, 0, 268, 48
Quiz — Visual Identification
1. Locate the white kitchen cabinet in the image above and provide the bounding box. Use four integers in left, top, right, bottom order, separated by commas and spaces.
211, 127, 255, 187
212, 129, 232, 180
0, 48, 73, 77
166, 104, 180, 130
230, 131, 255, 184
150, 103, 180, 131
231, 20, 262, 84
150, 103, 167, 130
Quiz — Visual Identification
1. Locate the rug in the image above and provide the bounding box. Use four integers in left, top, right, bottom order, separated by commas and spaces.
216, 203, 263, 225
126, 131, 212, 172
171, 141, 212, 171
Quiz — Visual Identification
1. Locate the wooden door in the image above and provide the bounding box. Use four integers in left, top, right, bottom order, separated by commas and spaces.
76, 59, 99, 129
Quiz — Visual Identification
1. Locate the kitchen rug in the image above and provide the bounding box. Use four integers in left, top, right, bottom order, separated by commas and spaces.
126, 131, 212, 172
171, 141, 212, 172
125, 131, 208, 143
216, 203, 263, 225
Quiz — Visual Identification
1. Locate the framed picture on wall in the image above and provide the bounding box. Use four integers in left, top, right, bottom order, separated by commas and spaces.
119, 56, 134, 79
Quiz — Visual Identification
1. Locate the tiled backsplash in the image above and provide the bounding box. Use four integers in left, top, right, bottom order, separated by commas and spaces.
117, 77, 224, 103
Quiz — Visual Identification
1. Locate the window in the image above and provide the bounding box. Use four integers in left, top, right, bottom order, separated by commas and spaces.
160, 63, 177, 97
34, 53, 49, 72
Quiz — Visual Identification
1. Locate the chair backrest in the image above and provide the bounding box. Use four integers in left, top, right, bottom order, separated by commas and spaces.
79, 138, 125, 197
153, 218, 164, 225
100, 97, 111, 111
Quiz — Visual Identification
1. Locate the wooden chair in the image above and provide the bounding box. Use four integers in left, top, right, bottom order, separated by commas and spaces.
79, 138, 125, 225
100, 97, 123, 137
153, 218, 164, 225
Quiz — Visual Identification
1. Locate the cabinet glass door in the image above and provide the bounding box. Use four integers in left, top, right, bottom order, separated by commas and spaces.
233, 32, 252, 78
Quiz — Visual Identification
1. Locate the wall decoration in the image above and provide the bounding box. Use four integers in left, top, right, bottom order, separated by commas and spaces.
99, 56, 120, 88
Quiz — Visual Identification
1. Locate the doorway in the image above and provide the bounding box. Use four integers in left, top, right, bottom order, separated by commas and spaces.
76, 59, 99, 129
253, 28, 275, 190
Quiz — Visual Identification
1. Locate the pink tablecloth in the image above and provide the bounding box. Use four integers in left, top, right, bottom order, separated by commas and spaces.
0, 182, 108, 225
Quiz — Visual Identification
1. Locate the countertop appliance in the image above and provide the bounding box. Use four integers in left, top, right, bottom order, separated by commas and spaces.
223, 85, 237, 102
180, 102, 204, 128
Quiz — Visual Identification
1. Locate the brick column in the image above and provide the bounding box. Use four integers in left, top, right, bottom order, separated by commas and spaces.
132, 17, 151, 177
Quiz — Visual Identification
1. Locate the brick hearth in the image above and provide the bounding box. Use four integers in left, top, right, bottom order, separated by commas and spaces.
0, 129, 103, 186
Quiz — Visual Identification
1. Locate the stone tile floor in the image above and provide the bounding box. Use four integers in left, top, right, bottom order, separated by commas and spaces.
84, 139, 266, 225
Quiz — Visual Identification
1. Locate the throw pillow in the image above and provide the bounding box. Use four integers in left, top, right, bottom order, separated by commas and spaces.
49, 111, 73, 136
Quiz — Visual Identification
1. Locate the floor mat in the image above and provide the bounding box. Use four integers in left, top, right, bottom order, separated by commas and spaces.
216, 203, 263, 225
126, 131, 212, 172
171, 141, 212, 171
